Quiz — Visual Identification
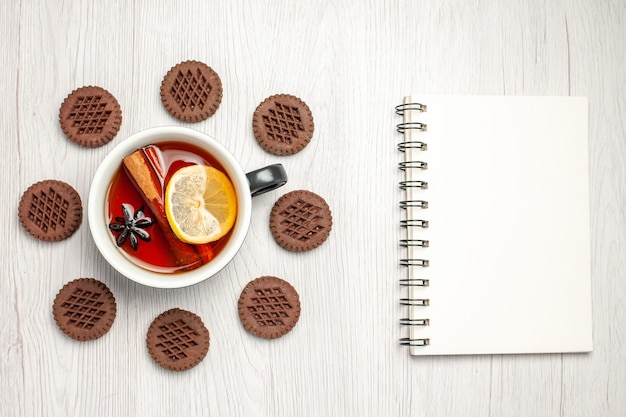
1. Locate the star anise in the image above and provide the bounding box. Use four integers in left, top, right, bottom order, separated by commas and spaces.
108, 203, 153, 251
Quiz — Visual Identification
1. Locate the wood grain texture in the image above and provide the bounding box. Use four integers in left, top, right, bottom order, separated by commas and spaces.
1, 0, 624, 416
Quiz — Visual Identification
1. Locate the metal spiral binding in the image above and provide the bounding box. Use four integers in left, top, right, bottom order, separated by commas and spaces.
400, 219, 429, 228
399, 338, 430, 347
400, 278, 429, 286
395, 102, 427, 114
398, 160, 428, 170
399, 259, 429, 267
399, 200, 428, 209
398, 141, 427, 151
400, 318, 429, 326
396, 122, 427, 134
399, 180, 428, 190
400, 298, 430, 306
400, 239, 429, 247
397, 100, 430, 350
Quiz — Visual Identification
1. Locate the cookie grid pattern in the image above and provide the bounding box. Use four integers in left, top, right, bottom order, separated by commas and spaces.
170, 68, 213, 113
59, 287, 107, 330
261, 101, 306, 145
65, 93, 114, 136
28, 186, 70, 234
247, 286, 294, 327
277, 198, 327, 243
154, 319, 201, 361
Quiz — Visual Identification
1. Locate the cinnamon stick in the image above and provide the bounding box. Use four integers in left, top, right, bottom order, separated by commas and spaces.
122, 147, 214, 269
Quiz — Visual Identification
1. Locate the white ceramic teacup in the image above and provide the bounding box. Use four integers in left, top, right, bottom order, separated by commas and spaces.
88, 126, 287, 288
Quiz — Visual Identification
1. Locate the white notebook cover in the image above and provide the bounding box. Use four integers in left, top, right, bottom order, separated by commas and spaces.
399, 95, 593, 356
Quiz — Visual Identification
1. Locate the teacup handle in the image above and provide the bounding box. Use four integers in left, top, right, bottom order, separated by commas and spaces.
246, 164, 288, 197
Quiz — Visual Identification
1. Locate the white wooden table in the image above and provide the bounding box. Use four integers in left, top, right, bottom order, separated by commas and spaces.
2, 1, 624, 416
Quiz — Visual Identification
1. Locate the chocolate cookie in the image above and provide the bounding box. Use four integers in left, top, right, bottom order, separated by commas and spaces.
18, 180, 83, 242
238, 276, 301, 339
146, 308, 210, 372
53, 278, 117, 341
269, 190, 332, 252
252, 94, 314, 155
59, 85, 122, 147
160, 60, 223, 122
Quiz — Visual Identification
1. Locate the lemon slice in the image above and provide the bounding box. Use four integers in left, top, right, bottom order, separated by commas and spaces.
165, 165, 237, 244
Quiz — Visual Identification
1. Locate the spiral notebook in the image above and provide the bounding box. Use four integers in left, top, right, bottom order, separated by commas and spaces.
396, 95, 593, 356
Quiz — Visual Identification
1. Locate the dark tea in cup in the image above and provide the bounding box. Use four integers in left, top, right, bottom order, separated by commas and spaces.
106, 141, 237, 273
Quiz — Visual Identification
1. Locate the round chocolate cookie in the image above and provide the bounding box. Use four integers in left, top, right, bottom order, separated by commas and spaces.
160, 60, 223, 122
18, 179, 83, 242
238, 276, 301, 339
269, 190, 332, 252
59, 85, 122, 147
252, 94, 314, 155
53, 278, 117, 341
146, 308, 210, 372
